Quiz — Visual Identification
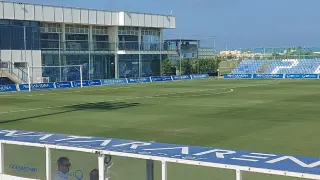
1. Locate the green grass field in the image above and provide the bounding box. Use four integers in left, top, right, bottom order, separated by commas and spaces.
0, 79, 319, 180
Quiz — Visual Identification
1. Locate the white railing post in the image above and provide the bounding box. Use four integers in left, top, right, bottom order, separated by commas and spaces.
0, 142, 4, 175
146, 160, 154, 180
46, 147, 52, 180
236, 169, 242, 180
27, 66, 31, 92
98, 154, 105, 180
161, 161, 167, 180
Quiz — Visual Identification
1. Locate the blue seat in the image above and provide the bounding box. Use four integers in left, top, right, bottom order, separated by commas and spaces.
231, 59, 320, 74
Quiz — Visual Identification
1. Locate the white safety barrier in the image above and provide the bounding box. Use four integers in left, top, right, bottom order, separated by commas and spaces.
0, 129, 319, 180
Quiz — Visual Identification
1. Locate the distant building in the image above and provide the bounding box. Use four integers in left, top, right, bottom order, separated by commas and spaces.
0, 1, 176, 83
164, 39, 215, 63
198, 48, 215, 59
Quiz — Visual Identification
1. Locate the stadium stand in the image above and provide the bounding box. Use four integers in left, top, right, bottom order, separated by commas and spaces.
231, 59, 320, 74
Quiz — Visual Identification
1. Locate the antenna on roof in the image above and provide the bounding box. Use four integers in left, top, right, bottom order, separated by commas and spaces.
170, 10, 173, 15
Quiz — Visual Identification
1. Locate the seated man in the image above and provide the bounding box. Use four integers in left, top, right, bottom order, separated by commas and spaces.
54, 157, 71, 180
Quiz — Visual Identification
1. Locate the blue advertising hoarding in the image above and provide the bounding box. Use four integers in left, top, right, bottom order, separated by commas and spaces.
285, 74, 303, 79
88, 80, 102, 86
224, 74, 252, 78
0, 84, 17, 92
191, 74, 209, 79
55, 82, 72, 89
19, 83, 54, 91
101, 78, 127, 85
303, 74, 318, 79
127, 77, 151, 83
72, 80, 89, 87
151, 76, 172, 82
252, 74, 284, 79
172, 75, 192, 80
0, 129, 319, 176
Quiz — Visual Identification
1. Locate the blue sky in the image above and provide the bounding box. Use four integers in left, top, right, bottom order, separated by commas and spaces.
8, 0, 320, 50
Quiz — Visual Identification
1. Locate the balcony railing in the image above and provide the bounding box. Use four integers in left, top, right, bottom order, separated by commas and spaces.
41, 40, 178, 52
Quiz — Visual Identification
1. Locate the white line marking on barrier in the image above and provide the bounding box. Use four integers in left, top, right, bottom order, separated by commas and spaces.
0, 82, 279, 115
231, 158, 259, 162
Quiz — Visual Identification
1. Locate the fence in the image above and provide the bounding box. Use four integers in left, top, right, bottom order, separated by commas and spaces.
223, 74, 320, 79
0, 129, 319, 180
0, 74, 209, 93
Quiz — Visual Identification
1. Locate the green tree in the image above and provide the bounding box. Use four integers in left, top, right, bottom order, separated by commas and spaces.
161, 58, 175, 75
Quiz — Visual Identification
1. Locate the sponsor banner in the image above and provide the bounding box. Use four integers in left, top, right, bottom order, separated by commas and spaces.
224, 74, 252, 78
19, 83, 54, 91
9, 164, 39, 173
0, 84, 17, 92
88, 80, 102, 86
55, 81, 72, 89
127, 77, 151, 83
285, 74, 303, 79
151, 76, 172, 82
101, 78, 127, 85
172, 75, 192, 80
72, 80, 89, 87
67, 170, 84, 180
191, 74, 209, 79
72, 80, 101, 87
302, 74, 318, 79
0, 129, 320, 175
252, 74, 284, 79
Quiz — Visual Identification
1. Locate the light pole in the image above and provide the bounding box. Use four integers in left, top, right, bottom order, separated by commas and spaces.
23, 26, 27, 82
179, 37, 182, 75
213, 36, 216, 53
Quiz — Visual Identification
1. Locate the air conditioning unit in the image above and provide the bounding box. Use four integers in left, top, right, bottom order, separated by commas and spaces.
42, 77, 50, 83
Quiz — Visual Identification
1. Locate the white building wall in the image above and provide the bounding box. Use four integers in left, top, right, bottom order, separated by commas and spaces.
24, 4, 35, 21
0, 50, 42, 83
0, 2, 175, 28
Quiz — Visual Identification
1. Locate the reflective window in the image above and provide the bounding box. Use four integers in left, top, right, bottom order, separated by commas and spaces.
40, 23, 61, 33
65, 24, 89, 34
92, 26, 108, 35
118, 27, 138, 35
0, 19, 40, 50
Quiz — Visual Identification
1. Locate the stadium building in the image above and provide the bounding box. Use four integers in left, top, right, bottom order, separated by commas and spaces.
0, 1, 176, 83
164, 39, 215, 64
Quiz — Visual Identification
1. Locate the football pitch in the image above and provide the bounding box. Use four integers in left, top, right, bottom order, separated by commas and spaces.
0, 79, 319, 180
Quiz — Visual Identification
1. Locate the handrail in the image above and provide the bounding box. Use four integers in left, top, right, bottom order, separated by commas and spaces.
1, 61, 28, 83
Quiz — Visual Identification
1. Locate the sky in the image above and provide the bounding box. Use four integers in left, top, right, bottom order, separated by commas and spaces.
7, 0, 320, 50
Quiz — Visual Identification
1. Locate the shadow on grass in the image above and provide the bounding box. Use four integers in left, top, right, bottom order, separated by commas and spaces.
0, 101, 139, 124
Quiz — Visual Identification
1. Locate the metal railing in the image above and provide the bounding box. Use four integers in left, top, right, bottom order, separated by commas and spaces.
0, 61, 28, 83
40, 40, 178, 52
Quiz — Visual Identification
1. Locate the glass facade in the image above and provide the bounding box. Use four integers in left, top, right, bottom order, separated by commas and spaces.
119, 54, 161, 78
42, 54, 115, 81
65, 24, 89, 51
40, 23, 61, 50
118, 27, 139, 51
141, 28, 161, 51
0, 19, 40, 50
92, 26, 109, 51
0, 19, 176, 81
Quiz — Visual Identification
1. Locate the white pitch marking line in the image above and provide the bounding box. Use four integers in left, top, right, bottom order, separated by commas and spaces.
0, 82, 278, 115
